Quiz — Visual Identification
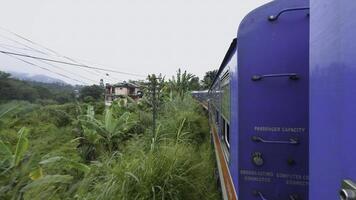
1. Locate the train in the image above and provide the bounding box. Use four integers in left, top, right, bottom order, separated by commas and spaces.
192, 0, 356, 199
190, 90, 209, 105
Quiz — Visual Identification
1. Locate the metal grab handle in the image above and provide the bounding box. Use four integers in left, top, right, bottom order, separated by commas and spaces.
258, 192, 268, 200
252, 136, 299, 145
268, 7, 310, 21
340, 189, 356, 200
251, 73, 299, 81
253, 191, 268, 200
289, 194, 300, 200
340, 180, 356, 200
254, 191, 300, 200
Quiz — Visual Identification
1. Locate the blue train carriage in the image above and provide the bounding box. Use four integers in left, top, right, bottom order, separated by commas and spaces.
310, 0, 356, 199
209, 0, 310, 199
238, 0, 309, 199
208, 39, 237, 200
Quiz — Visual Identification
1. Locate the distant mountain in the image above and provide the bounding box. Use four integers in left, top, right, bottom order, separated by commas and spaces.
29, 74, 66, 84
9, 71, 67, 84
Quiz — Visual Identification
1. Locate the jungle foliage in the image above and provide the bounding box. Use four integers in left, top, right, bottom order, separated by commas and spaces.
201, 70, 218, 90
0, 70, 220, 200
0, 71, 78, 104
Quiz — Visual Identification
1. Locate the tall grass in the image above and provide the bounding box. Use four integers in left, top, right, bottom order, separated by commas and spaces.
0, 95, 220, 199
76, 141, 218, 200
75, 95, 219, 200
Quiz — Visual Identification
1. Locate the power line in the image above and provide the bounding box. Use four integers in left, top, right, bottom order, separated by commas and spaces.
0, 50, 146, 77
0, 27, 140, 81
0, 43, 37, 52
0, 45, 99, 84
0, 26, 67, 57
39, 60, 99, 83
1, 52, 88, 84
0, 30, 92, 84
0, 34, 47, 55
0, 32, 114, 81
66, 57, 122, 83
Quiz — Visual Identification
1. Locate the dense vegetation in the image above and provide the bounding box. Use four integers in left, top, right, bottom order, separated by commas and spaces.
0, 70, 220, 200
0, 71, 79, 104
201, 70, 218, 90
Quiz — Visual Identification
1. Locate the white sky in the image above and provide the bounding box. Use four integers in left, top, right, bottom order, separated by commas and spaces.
0, 0, 270, 85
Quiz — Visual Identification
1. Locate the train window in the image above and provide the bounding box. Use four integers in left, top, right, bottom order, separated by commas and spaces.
221, 71, 230, 122
225, 122, 230, 149
222, 118, 226, 139
221, 116, 230, 149
221, 117, 230, 163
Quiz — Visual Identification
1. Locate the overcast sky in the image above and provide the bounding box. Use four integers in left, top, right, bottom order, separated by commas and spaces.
0, 0, 270, 85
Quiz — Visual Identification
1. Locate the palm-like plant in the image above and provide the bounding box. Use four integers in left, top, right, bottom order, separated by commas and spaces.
0, 103, 18, 119
0, 127, 89, 199
0, 127, 28, 171
169, 68, 196, 99
78, 105, 138, 159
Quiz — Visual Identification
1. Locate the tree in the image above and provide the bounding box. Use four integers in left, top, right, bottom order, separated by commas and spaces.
0, 71, 10, 79
0, 70, 76, 103
189, 77, 201, 91
201, 70, 218, 89
168, 68, 201, 98
79, 85, 104, 101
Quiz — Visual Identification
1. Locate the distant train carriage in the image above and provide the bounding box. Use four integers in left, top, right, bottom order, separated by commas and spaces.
208, 39, 237, 200
191, 90, 209, 104
208, 0, 309, 199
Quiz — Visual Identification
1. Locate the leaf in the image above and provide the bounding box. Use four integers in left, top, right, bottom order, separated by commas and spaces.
125, 172, 140, 183
21, 175, 73, 192
39, 156, 63, 165
82, 127, 103, 144
66, 160, 90, 174
104, 109, 117, 133
116, 112, 136, 133
12, 127, 29, 167
0, 140, 12, 159
0, 103, 18, 119
29, 167, 43, 180
86, 105, 95, 119
176, 118, 187, 143
40, 156, 90, 174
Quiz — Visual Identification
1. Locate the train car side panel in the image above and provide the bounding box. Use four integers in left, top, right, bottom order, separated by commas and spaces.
208, 41, 238, 200
310, 0, 356, 199
237, 0, 309, 199
229, 51, 239, 191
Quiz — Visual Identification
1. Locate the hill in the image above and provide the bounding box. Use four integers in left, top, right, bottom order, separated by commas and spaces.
0, 71, 77, 104
9, 71, 66, 84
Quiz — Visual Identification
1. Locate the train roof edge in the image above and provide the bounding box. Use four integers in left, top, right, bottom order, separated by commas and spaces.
208, 38, 237, 92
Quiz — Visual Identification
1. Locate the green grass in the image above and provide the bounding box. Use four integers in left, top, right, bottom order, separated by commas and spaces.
0, 95, 220, 200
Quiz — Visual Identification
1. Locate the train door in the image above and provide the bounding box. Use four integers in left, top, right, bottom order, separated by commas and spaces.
237, 0, 309, 199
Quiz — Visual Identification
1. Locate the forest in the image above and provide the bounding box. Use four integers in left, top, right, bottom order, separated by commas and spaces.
0, 69, 220, 200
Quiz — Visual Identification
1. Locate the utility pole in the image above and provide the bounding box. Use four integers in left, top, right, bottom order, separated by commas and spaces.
152, 77, 157, 135
147, 74, 163, 135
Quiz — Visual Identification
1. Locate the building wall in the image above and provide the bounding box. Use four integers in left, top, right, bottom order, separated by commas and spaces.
134, 88, 139, 94
114, 87, 129, 95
